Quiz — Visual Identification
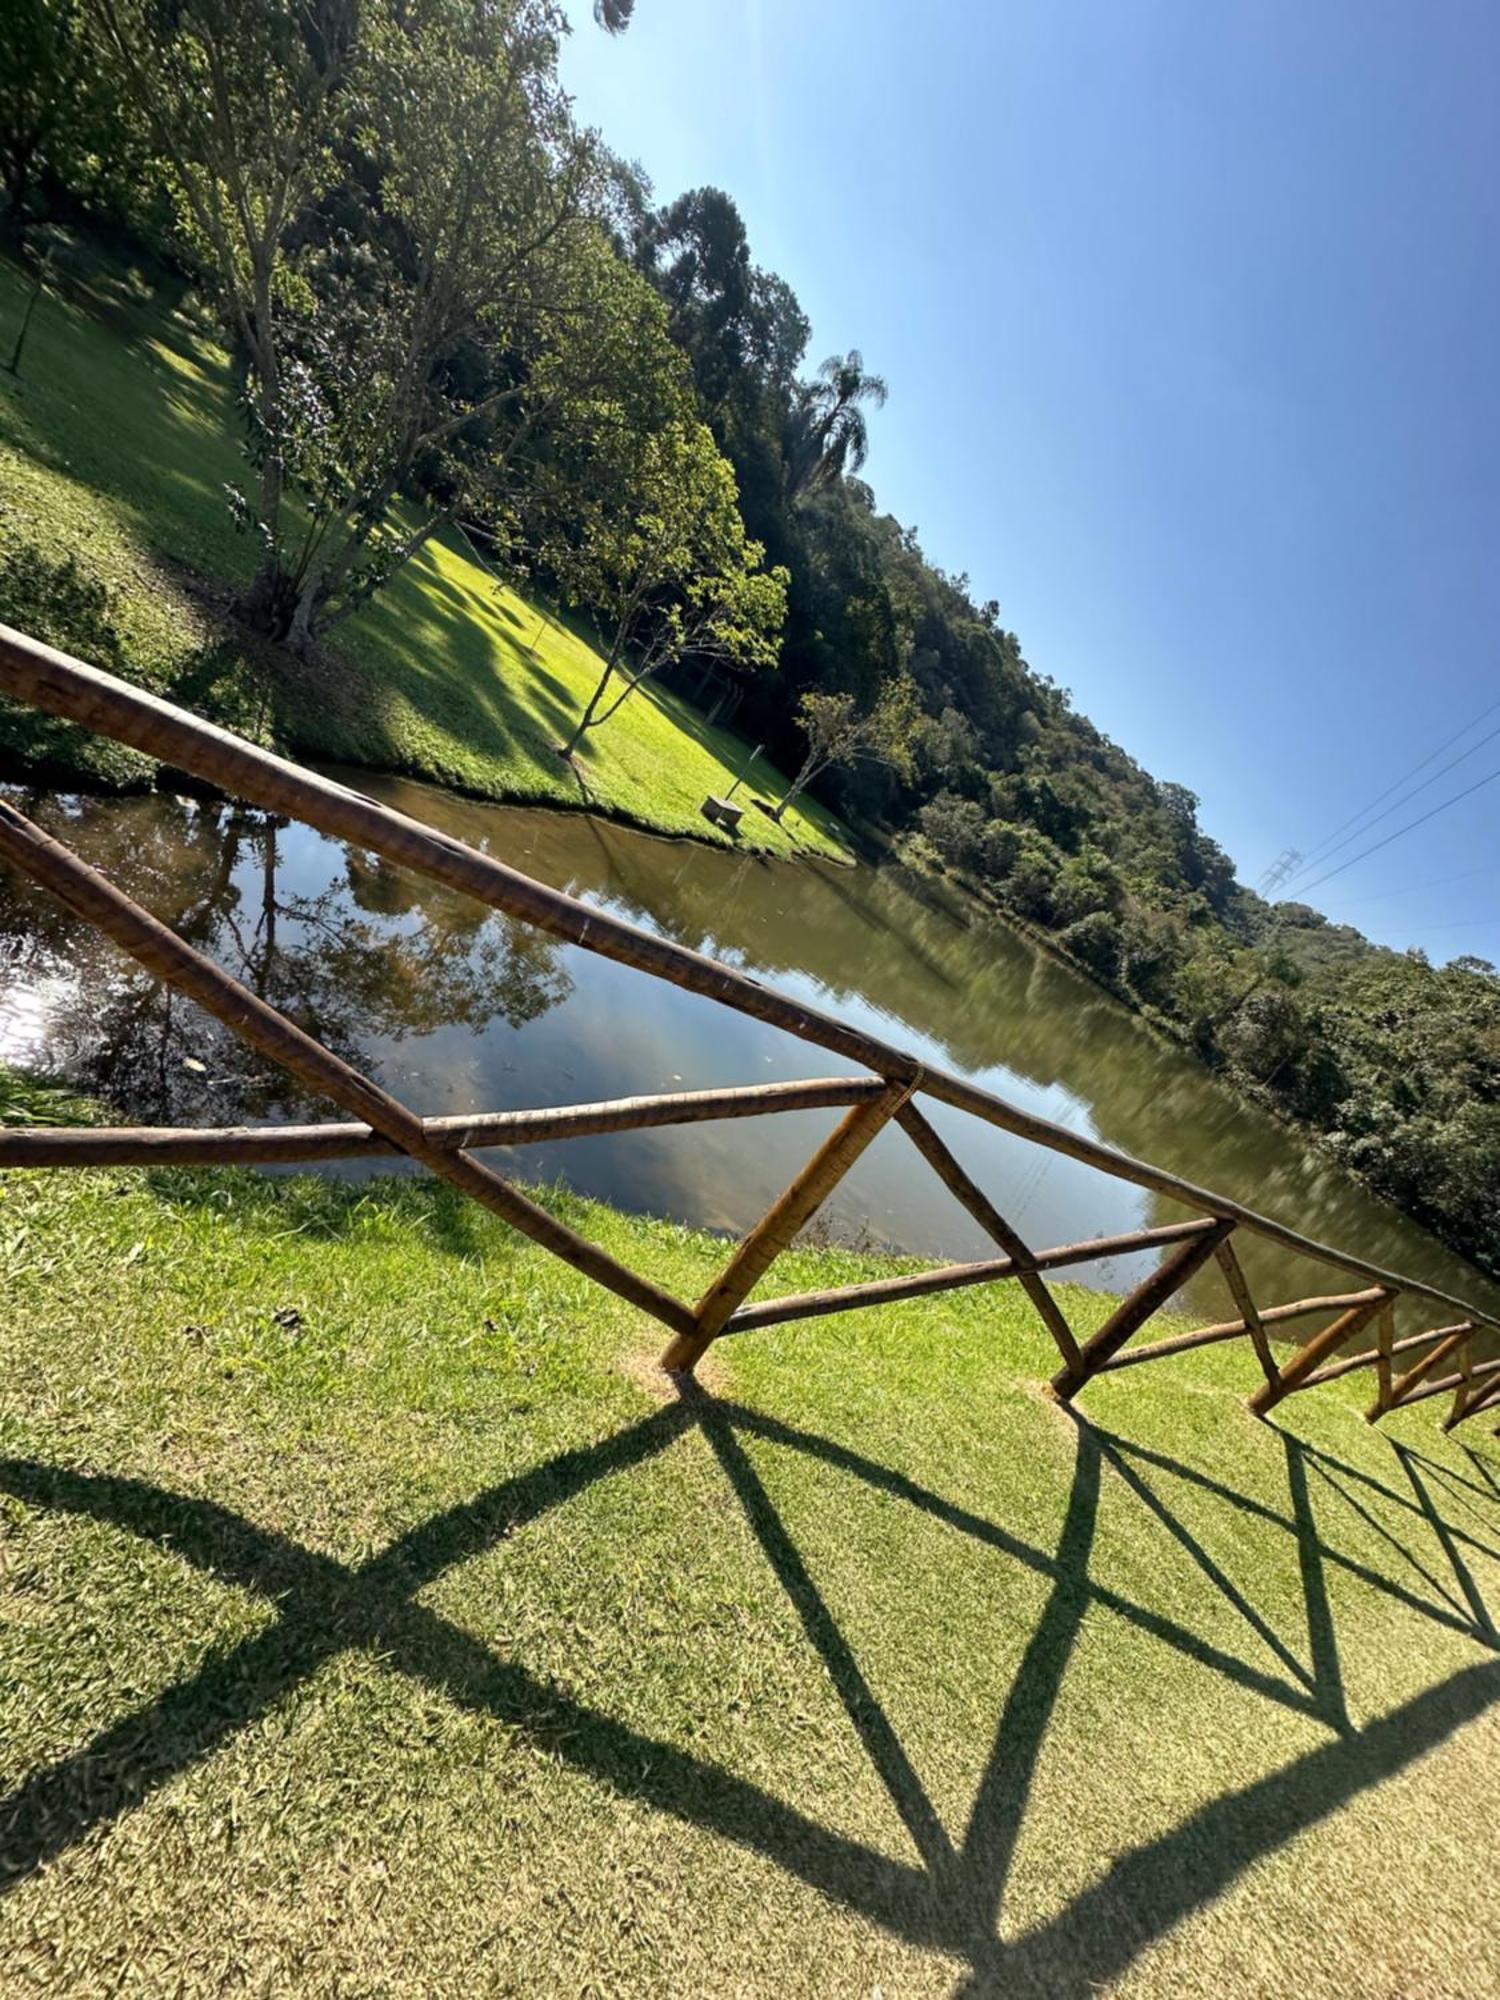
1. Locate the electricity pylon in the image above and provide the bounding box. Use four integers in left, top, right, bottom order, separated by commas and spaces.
1258, 848, 1303, 897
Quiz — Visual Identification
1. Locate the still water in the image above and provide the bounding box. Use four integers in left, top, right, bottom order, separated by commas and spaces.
3, 772, 1497, 1332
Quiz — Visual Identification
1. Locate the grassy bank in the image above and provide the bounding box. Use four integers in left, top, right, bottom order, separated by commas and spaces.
0, 249, 846, 859
2, 1150, 1498, 1995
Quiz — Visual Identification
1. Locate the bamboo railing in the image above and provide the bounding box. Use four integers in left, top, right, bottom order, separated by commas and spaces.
1, 619, 1497, 1431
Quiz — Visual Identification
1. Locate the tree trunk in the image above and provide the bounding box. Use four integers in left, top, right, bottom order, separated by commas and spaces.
559, 680, 605, 758
238, 560, 299, 644
560, 630, 634, 757
773, 760, 819, 823
285, 559, 329, 657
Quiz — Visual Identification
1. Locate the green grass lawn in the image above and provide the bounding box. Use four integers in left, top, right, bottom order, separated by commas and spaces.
2, 1145, 1498, 1996
0, 249, 847, 859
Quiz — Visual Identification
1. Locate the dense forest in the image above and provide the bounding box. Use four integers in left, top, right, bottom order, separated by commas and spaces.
2, 0, 1497, 1280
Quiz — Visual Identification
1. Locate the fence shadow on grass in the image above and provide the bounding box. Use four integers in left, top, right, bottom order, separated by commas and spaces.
1, 1388, 1498, 1996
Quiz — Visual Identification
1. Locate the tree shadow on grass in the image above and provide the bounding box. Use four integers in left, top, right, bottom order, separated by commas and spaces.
1, 1387, 1497, 1996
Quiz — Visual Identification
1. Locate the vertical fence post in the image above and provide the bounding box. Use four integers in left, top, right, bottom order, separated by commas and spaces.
1372, 1302, 1395, 1414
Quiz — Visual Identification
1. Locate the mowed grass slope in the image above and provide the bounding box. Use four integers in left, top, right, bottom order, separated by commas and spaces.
0, 251, 847, 858
2, 1158, 1498, 1996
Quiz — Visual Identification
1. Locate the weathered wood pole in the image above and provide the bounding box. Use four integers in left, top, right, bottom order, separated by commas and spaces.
1248, 1291, 1391, 1418
1443, 1364, 1500, 1434
1307, 1322, 1467, 1391
0, 799, 697, 1338
1212, 1234, 1279, 1385
1383, 1355, 1500, 1412
1373, 1303, 1396, 1414
1048, 1219, 1233, 1403
1095, 1318, 1259, 1372
660, 1080, 914, 1374
723, 1219, 1221, 1336
1369, 1324, 1476, 1423
0, 1076, 887, 1170
894, 1100, 1081, 1370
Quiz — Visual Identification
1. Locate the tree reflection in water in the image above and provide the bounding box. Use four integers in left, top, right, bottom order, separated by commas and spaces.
0, 790, 570, 1126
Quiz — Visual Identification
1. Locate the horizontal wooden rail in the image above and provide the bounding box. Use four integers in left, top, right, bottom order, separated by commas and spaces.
3, 621, 1498, 1348
1100, 1287, 1419, 1379
1302, 1322, 1474, 1392
1387, 1355, 1500, 1412
1095, 1319, 1250, 1372
1133, 1288, 1390, 1351
721, 1219, 1221, 1336
0, 1077, 886, 1169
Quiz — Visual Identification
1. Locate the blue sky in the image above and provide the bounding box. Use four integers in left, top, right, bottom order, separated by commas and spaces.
560, 1, 1499, 965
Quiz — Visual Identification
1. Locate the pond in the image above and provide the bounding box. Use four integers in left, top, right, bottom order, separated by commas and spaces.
3, 771, 1497, 1335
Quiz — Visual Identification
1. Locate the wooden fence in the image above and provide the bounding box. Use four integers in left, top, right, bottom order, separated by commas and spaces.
1, 619, 1497, 1432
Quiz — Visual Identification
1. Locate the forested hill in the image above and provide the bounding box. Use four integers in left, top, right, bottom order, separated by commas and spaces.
612, 185, 1500, 1282
2, 3, 1495, 1281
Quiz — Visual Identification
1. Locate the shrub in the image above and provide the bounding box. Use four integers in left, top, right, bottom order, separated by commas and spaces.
1060, 909, 1122, 981
918, 790, 989, 873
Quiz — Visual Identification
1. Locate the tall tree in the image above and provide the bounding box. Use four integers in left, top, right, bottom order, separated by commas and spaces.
88, 0, 597, 651
552, 418, 787, 758
769, 676, 919, 823
784, 348, 888, 498
635, 187, 808, 423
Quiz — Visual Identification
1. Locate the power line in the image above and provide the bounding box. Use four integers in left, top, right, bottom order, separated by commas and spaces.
1297, 765, 1500, 897
1282, 717, 1500, 887
1400, 917, 1500, 934
1291, 690, 1500, 871
1340, 863, 1496, 908
1287, 690, 1500, 882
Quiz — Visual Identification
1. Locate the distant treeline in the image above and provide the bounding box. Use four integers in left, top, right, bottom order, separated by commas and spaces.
3, 1, 1497, 1278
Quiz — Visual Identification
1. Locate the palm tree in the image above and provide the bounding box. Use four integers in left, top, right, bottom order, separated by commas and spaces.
784, 349, 889, 498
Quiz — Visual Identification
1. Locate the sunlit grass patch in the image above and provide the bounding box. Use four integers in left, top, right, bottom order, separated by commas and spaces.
0, 250, 847, 860
2, 1147, 1498, 1995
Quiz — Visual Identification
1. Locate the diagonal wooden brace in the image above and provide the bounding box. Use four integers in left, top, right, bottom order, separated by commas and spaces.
0, 800, 698, 1338
1443, 1365, 1500, 1434
895, 1100, 1081, 1371
1048, 1218, 1233, 1403
1248, 1289, 1392, 1418
660, 1076, 916, 1375
1370, 1323, 1475, 1423
1212, 1234, 1280, 1386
